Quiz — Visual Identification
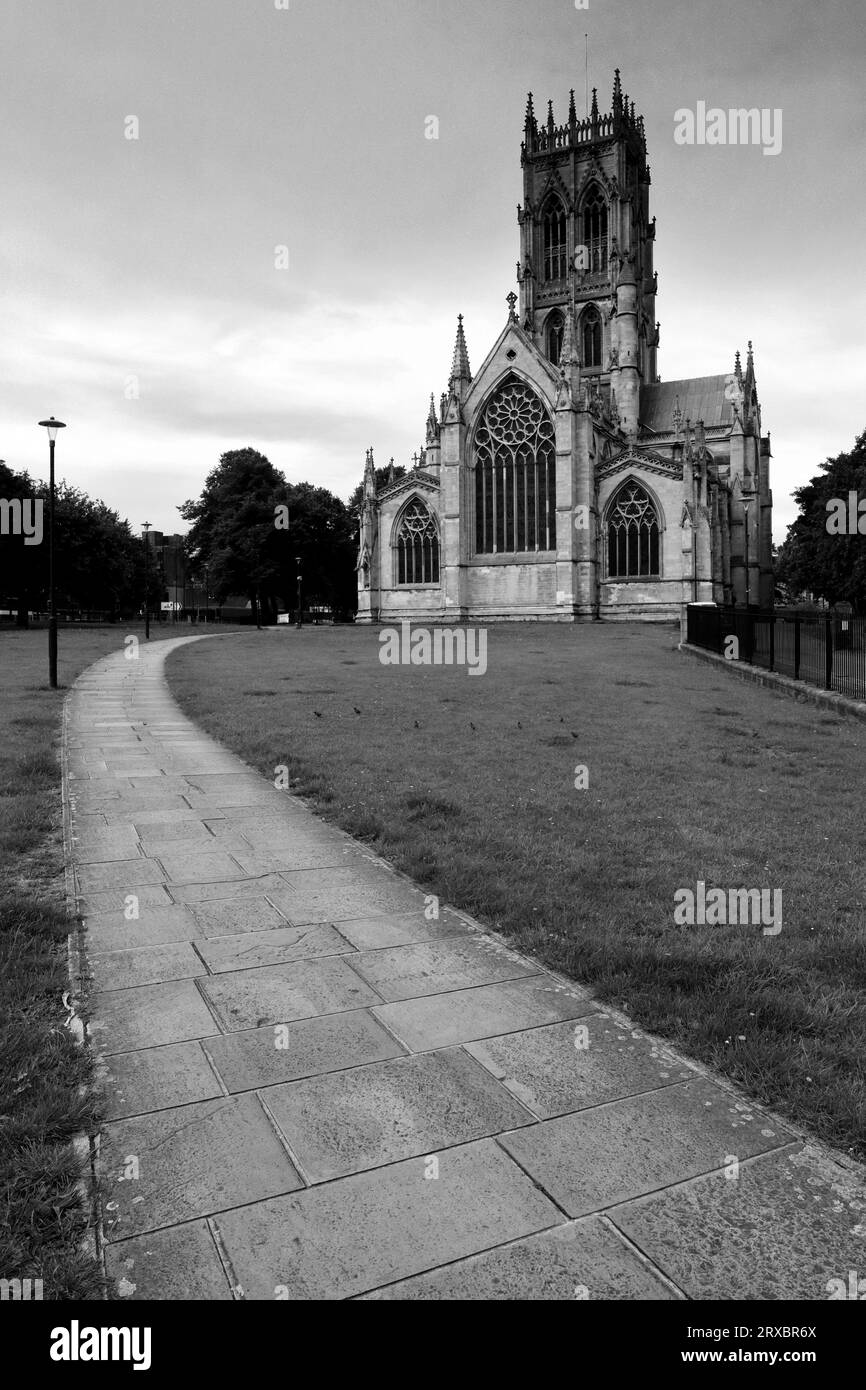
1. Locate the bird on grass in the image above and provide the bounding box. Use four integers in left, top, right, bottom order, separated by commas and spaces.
470, 722, 476, 732
353, 707, 361, 715
517, 721, 522, 729
414, 720, 420, 728
570, 730, 578, 739
313, 711, 322, 718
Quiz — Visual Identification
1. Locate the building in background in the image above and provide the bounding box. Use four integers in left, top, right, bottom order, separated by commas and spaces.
357, 71, 773, 622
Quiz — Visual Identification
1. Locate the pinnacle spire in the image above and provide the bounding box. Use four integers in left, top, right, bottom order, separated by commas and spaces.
590, 87, 599, 122
568, 88, 577, 125
426, 392, 439, 444
547, 99, 555, 133
612, 68, 623, 113
449, 313, 471, 385
524, 92, 536, 132
747, 340, 754, 372
734, 348, 743, 384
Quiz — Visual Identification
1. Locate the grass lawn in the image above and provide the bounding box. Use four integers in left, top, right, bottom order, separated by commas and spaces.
167, 621, 866, 1161
0, 621, 243, 1298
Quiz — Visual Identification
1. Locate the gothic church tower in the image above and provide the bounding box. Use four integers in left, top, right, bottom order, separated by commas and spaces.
518, 71, 659, 431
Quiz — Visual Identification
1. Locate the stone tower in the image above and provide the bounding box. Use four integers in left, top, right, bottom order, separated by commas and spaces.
517, 71, 659, 432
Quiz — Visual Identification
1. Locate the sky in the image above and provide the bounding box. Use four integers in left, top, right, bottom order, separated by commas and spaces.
1, 0, 864, 542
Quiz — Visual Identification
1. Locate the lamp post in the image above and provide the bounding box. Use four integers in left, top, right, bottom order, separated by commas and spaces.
295, 555, 302, 629
37, 416, 66, 688
142, 522, 152, 639
743, 501, 751, 608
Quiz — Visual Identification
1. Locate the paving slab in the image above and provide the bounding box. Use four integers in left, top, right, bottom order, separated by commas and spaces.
212, 1139, 564, 1300
373, 977, 596, 1051
202, 1010, 405, 1093
83, 905, 203, 951
169, 873, 290, 905
100, 1094, 303, 1240
107, 1221, 234, 1300
88, 941, 204, 990
332, 909, 471, 950
156, 850, 247, 884
263, 1047, 535, 1182
348, 936, 537, 1001
80, 883, 175, 916
361, 1215, 679, 1300
499, 1080, 794, 1216
188, 897, 290, 938
91, 979, 220, 1054
465, 1016, 695, 1119
268, 866, 429, 923
199, 956, 382, 1030
101, 1040, 224, 1119
611, 1143, 866, 1301
195, 923, 353, 973
77, 858, 166, 892
227, 843, 369, 874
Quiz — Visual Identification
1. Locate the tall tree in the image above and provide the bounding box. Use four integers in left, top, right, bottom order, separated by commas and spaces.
776, 429, 866, 609
180, 449, 357, 622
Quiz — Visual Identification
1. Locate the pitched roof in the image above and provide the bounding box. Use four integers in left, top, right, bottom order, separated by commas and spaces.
640, 376, 733, 433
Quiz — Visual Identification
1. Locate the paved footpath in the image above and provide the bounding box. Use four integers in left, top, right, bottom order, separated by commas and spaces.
66, 636, 864, 1300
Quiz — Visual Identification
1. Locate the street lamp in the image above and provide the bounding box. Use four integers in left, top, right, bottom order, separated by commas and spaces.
142, 522, 151, 639
295, 555, 303, 629
37, 416, 66, 688
743, 501, 751, 608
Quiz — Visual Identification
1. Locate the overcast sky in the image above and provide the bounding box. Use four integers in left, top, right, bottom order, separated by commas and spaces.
2, 0, 864, 542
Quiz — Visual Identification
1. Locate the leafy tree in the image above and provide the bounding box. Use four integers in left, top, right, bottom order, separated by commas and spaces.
0, 463, 143, 623
776, 429, 866, 609
180, 448, 357, 622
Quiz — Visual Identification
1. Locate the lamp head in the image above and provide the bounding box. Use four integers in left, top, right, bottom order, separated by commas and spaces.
38, 416, 67, 442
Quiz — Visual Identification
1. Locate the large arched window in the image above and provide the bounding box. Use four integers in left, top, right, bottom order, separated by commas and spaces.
581, 185, 608, 273
545, 310, 565, 367
394, 499, 440, 585
607, 482, 660, 578
474, 378, 556, 554
581, 305, 603, 368
542, 198, 567, 282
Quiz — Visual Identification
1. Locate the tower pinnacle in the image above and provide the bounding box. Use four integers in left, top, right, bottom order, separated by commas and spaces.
449, 314, 472, 385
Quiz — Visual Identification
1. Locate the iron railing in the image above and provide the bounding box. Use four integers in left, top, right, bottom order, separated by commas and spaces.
686, 605, 866, 702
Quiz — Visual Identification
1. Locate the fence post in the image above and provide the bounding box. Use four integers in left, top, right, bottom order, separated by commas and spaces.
794, 614, 800, 681
825, 615, 833, 690
769, 614, 775, 672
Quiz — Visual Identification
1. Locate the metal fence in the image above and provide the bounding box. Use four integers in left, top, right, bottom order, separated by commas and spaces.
686, 605, 866, 701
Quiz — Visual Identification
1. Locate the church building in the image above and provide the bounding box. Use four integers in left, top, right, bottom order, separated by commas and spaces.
356, 72, 774, 622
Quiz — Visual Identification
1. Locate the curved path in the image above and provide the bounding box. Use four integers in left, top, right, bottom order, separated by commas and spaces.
65, 635, 864, 1300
